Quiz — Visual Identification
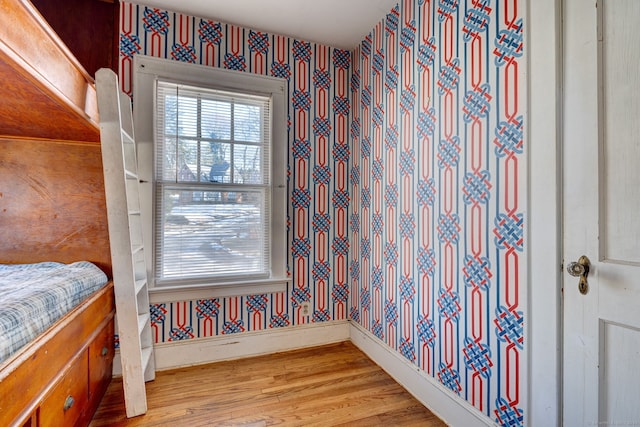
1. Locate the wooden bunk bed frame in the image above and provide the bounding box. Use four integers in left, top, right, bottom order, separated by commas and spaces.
0, 0, 115, 425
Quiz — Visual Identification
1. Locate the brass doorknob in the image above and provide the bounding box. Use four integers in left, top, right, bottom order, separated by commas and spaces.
567, 255, 590, 295
567, 261, 586, 277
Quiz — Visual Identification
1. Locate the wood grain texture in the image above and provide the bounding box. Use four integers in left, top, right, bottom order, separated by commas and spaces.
0, 0, 100, 141
0, 137, 112, 276
30, 0, 119, 78
0, 283, 115, 426
0, 1, 115, 425
91, 341, 445, 426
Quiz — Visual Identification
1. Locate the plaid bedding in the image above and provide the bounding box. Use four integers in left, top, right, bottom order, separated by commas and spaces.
0, 261, 108, 364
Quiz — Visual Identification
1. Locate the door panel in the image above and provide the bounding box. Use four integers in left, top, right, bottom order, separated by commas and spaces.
600, 322, 640, 423
601, 0, 640, 264
563, 0, 640, 425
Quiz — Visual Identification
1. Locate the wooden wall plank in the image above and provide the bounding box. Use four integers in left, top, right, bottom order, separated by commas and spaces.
0, 137, 111, 276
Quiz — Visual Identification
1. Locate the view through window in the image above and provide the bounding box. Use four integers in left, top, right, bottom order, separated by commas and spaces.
155, 82, 272, 284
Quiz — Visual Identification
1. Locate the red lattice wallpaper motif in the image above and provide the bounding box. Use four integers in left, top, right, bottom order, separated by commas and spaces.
119, 1, 525, 424
350, 1, 525, 423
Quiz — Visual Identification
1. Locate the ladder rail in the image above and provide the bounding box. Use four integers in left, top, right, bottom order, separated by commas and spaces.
96, 68, 155, 418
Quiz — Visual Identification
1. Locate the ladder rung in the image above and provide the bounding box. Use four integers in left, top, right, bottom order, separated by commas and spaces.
135, 278, 147, 294
125, 170, 138, 180
122, 130, 134, 144
141, 346, 153, 370
138, 312, 150, 334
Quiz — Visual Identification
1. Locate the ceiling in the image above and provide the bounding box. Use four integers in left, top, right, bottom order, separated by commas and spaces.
133, 0, 400, 50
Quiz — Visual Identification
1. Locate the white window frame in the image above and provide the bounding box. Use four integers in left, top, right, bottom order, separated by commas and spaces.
133, 55, 289, 302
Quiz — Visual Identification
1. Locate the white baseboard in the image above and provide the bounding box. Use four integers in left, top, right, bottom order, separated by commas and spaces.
113, 320, 350, 375
349, 323, 495, 427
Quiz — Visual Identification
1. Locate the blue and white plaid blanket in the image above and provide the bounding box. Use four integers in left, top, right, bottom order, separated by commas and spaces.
0, 261, 108, 364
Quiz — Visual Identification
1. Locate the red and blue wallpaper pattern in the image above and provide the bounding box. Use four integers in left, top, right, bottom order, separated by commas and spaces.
119, 1, 525, 425
119, 2, 351, 337
350, 0, 524, 424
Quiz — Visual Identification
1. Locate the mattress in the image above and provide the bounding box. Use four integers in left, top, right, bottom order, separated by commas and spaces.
0, 261, 108, 364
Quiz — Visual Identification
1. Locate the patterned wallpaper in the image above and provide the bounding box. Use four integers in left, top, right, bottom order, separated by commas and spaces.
119, 1, 525, 425
119, 3, 350, 338
349, 0, 525, 424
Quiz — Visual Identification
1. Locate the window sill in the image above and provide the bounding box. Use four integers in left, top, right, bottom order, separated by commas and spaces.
148, 277, 291, 303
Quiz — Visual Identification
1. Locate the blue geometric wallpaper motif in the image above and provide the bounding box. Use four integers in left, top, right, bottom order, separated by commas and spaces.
121, 1, 351, 338
120, 1, 525, 425
350, 0, 525, 425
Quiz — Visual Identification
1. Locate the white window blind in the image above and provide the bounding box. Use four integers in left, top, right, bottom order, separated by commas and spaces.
155, 81, 273, 285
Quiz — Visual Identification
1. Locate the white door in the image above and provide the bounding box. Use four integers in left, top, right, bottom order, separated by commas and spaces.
563, 0, 640, 426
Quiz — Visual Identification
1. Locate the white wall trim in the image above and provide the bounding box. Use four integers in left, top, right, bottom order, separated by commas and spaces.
349, 323, 495, 427
113, 320, 350, 375
148, 280, 289, 304
527, 0, 563, 426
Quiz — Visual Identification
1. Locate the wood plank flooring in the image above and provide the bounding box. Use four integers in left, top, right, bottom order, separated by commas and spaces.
91, 341, 445, 426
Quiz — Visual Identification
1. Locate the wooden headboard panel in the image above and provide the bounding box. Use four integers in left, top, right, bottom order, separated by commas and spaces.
0, 138, 111, 276
0, 0, 111, 277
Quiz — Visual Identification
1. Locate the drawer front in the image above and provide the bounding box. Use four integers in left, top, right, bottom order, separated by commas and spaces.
39, 352, 89, 427
89, 320, 114, 400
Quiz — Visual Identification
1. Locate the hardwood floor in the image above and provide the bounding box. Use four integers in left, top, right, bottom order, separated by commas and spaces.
91, 341, 445, 426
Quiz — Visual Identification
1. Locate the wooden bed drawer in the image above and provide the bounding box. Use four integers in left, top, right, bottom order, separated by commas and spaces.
89, 320, 114, 401
39, 353, 89, 427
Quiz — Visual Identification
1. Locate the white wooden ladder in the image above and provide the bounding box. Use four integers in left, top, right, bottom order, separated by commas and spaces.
96, 68, 155, 418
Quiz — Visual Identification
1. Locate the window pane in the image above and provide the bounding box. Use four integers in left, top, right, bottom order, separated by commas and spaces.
199, 141, 214, 183
202, 99, 231, 140
234, 103, 261, 143
161, 137, 177, 180
177, 139, 199, 182
206, 142, 231, 183
161, 137, 198, 182
233, 144, 262, 184
164, 94, 178, 136
159, 187, 267, 281
177, 96, 198, 137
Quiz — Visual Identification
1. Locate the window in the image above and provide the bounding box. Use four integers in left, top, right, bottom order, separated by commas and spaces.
133, 56, 287, 292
